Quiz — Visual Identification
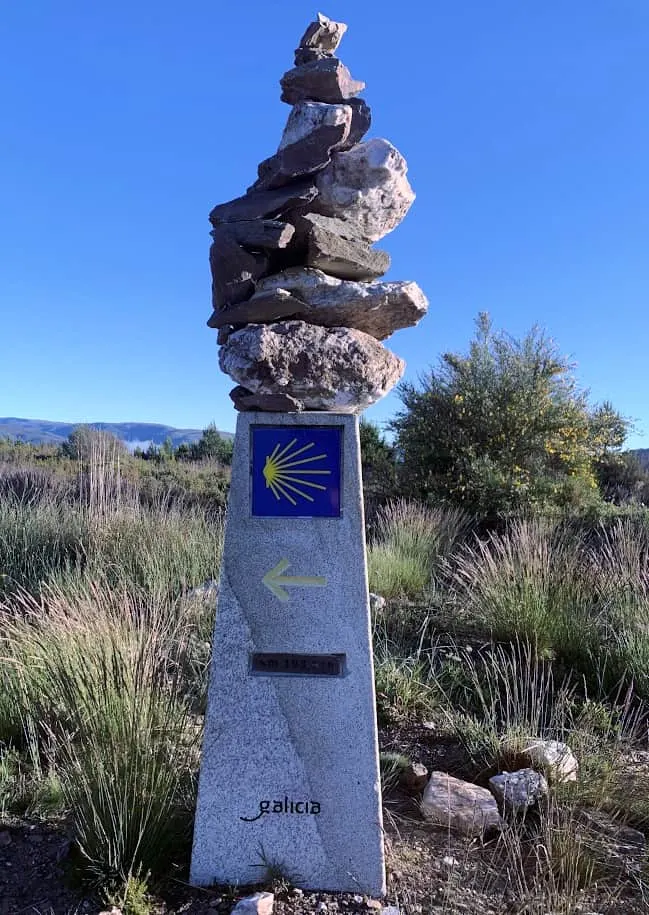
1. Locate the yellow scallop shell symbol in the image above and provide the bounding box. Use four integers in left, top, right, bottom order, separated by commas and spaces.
262, 438, 331, 505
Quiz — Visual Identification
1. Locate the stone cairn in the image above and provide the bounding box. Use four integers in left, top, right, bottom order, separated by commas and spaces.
208, 13, 428, 413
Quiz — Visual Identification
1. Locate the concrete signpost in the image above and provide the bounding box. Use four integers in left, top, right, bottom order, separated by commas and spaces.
190, 412, 385, 893
190, 11, 428, 895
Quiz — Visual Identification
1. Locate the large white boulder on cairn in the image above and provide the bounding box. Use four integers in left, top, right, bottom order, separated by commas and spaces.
251, 267, 428, 340
421, 772, 504, 837
312, 138, 415, 243
219, 320, 404, 413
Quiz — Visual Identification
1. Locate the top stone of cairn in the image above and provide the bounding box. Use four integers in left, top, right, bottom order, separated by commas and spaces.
295, 12, 348, 64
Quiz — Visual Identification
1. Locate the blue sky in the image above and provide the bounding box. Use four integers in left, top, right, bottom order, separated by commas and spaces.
2, 1, 648, 445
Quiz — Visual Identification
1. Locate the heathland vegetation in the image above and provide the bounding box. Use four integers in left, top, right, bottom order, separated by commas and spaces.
3, 316, 649, 913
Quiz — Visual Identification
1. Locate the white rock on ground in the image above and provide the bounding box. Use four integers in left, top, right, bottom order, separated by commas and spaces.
519, 739, 579, 783
421, 772, 504, 837
231, 892, 274, 915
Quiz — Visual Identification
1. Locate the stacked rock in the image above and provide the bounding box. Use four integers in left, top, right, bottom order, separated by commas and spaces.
208, 12, 428, 413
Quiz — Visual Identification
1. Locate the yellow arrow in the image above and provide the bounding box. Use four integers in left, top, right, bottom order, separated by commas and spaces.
262, 558, 327, 602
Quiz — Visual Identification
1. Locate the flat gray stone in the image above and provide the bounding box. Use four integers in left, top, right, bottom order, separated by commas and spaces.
218, 321, 405, 413
208, 289, 307, 329
209, 227, 268, 308
253, 267, 428, 339
292, 213, 390, 281
209, 180, 318, 226
254, 104, 352, 191
221, 220, 295, 250
281, 59, 365, 105
313, 139, 415, 243
190, 413, 385, 893
229, 386, 304, 412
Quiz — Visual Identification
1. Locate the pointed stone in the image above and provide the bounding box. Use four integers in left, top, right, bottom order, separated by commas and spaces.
208, 180, 318, 226
298, 13, 347, 55
280, 59, 365, 105
313, 139, 415, 243
253, 103, 352, 190
253, 267, 428, 339
219, 321, 404, 413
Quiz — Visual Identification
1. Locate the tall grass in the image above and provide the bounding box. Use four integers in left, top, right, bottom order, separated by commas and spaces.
0, 487, 223, 601
368, 500, 470, 599
450, 518, 601, 664
1, 582, 199, 887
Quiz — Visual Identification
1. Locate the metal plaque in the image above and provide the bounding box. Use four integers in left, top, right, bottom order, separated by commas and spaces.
250, 652, 346, 678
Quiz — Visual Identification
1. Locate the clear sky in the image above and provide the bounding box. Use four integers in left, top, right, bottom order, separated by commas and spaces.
2, 1, 648, 445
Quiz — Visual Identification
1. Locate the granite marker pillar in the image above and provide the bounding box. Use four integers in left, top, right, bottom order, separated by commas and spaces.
191, 412, 385, 893
191, 11, 428, 894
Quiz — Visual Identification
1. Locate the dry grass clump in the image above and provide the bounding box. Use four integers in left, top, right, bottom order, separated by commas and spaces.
1, 581, 200, 890
368, 500, 470, 599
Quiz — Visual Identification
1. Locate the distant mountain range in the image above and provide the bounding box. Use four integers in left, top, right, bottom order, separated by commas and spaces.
0, 418, 233, 449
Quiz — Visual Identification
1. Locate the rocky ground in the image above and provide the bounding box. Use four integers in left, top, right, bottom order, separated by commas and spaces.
2, 727, 648, 915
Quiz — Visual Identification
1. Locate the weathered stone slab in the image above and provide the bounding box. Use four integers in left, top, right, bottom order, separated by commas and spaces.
292, 213, 390, 281
222, 220, 295, 250
190, 412, 385, 893
254, 267, 428, 339
421, 773, 504, 837
209, 181, 318, 226
208, 289, 308, 329
313, 139, 415, 243
209, 227, 268, 307
219, 321, 404, 413
298, 13, 347, 55
254, 104, 352, 191
342, 98, 372, 149
281, 59, 365, 105
229, 386, 304, 412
